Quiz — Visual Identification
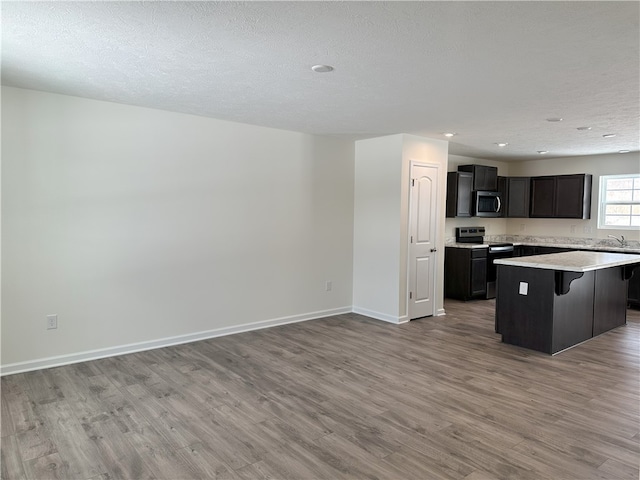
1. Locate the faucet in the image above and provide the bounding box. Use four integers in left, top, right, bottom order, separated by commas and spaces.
608, 234, 627, 247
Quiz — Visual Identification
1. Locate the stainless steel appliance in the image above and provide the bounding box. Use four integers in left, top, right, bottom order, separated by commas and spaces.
486, 243, 514, 299
455, 226, 513, 299
474, 191, 502, 217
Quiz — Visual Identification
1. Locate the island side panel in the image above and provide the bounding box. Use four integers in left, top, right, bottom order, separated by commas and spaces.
496, 265, 555, 353
593, 267, 628, 336
551, 271, 595, 354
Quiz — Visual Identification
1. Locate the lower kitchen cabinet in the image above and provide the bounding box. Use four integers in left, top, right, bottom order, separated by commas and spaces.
627, 266, 640, 308
537, 246, 572, 255
513, 245, 640, 309
445, 247, 487, 300
514, 245, 572, 257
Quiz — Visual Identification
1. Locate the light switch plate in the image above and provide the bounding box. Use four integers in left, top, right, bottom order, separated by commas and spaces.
519, 282, 528, 295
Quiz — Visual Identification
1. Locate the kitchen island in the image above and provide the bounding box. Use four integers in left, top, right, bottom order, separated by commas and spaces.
494, 251, 640, 354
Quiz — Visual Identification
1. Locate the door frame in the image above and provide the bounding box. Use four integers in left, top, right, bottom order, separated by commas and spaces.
406, 161, 441, 320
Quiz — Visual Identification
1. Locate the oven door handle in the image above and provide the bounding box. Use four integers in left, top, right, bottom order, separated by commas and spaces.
489, 245, 514, 253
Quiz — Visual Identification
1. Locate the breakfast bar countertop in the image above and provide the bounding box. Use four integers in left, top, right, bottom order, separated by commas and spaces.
494, 250, 640, 272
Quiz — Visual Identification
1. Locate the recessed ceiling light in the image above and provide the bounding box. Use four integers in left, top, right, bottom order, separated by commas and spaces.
537, 150, 548, 154
443, 132, 457, 137
619, 150, 630, 154
602, 134, 616, 138
546, 117, 563, 122
495, 142, 509, 147
577, 126, 591, 131
311, 64, 334, 73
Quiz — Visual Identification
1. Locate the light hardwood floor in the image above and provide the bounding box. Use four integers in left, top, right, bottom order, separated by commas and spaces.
2, 299, 639, 480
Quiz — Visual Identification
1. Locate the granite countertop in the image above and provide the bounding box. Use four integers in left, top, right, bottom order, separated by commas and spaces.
447, 243, 492, 249
446, 241, 640, 254
494, 251, 640, 272
513, 241, 640, 254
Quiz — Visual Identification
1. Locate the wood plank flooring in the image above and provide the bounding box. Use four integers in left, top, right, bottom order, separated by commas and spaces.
2, 299, 639, 479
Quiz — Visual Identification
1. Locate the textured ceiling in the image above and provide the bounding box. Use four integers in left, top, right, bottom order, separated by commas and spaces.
2, 1, 639, 161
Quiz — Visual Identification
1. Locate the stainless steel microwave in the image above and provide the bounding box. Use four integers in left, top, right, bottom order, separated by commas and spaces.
474, 191, 502, 217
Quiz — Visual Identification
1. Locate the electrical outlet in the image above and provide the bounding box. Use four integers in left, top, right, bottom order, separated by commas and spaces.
570, 225, 576, 234
520, 224, 525, 232
325, 281, 332, 292
583, 226, 593, 234
519, 282, 528, 296
46, 314, 58, 330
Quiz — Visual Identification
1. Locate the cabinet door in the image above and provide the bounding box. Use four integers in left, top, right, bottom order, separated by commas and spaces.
506, 177, 530, 217
457, 172, 473, 216
497, 176, 508, 217
446, 172, 472, 217
555, 174, 591, 219
530, 177, 555, 217
445, 247, 471, 299
470, 256, 487, 297
474, 166, 497, 191
458, 165, 497, 191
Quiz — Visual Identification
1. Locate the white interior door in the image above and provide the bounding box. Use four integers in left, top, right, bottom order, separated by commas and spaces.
408, 163, 439, 319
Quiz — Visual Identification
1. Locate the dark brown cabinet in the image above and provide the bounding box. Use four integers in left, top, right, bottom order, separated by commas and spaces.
445, 247, 487, 300
495, 265, 626, 354
498, 176, 508, 217
458, 164, 498, 191
629, 268, 640, 308
530, 174, 592, 219
446, 171, 473, 217
514, 245, 640, 309
530, 176, 556, 217
555, 175, 592, 218
506, 177, 530, 218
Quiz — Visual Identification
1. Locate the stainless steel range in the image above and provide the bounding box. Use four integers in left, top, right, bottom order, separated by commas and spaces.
456, 227, 514, 299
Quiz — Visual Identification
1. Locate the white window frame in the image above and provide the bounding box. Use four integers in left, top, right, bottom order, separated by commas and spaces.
597, 173, 640, 230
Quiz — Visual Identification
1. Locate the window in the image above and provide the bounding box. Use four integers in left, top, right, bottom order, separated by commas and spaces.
598, 174, 640, 229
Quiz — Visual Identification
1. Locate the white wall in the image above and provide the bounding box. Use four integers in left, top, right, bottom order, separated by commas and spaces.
353, 134, 448, 322
508, 153, 640, 241
352, 135, 404, 321
400, 135, 449, 317
445, 155, 511, 239
1, 87, 355, 371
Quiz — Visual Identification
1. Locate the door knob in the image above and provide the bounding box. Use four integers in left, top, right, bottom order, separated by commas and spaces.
430, 248, 437, 252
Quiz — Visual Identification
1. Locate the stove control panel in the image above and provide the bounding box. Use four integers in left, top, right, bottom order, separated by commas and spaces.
456, 226, 486, 243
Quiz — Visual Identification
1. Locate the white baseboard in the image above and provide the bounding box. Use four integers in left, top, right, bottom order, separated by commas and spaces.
351, 306, 406, 324
436, 308, 446, 316
0, 306, 352, 376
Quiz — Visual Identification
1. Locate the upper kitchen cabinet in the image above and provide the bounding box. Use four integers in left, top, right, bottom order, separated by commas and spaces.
497, 176, 508, 217
458, 165, 498, 191
530, 174, 592, 219
506, 177, 530, 218
530, 176, 555, 217
446, 171, 473, 217
555, 174, 592, 218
